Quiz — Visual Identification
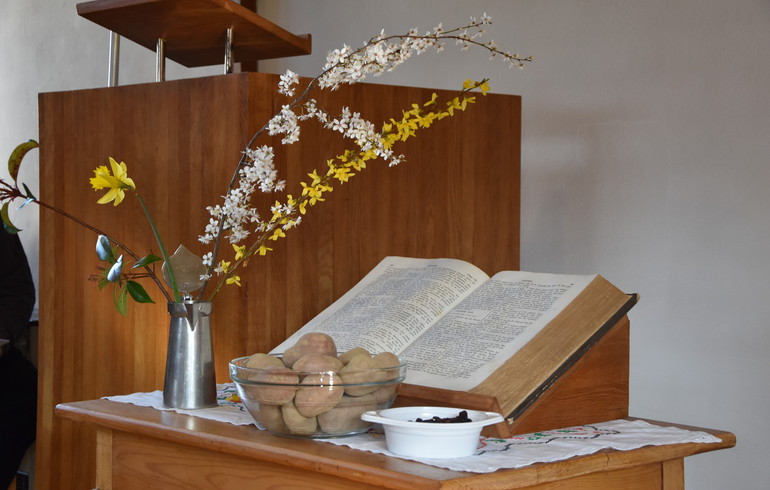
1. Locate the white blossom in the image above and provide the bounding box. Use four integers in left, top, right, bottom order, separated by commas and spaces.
267, 105, 300, 144
278, 70, 299, 96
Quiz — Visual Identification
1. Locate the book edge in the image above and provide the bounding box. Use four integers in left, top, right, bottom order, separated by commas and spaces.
505, 291, 639, 421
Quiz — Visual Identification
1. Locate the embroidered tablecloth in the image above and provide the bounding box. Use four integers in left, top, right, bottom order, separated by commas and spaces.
105, 383, 721, 474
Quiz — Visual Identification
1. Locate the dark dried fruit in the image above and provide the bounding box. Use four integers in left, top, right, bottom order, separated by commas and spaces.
414, 410, 472, 423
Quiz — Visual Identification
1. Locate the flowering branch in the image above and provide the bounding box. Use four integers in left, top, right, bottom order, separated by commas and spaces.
1, 13, 532, 314
195, 14, 532, 301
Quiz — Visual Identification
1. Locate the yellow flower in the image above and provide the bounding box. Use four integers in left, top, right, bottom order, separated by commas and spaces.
269, 228, 286, 241
307, 170, 322, 186
424, 93, 439, 106
232, 244, 247, 261
226, 275, 241, 286
216, 260, 231, 274
327, 163, 353, 183
90, 157, 136, 206
257, 245, 272, 256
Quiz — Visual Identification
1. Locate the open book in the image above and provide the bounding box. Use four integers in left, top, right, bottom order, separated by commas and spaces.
272, 256, 637, 418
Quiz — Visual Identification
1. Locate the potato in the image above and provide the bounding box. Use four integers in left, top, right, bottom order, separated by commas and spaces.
318, 394, 377, 434
372, 351, 401, 370
292, 353, 343, 373
255, 403, 288, 433
373, 351, 403, 382
282, 402, 318, 435
250, 367, 299, 404
338, 347, 370, 365
339, 354, 379, 396
282, 332, 337, 367
371, 382, 399, 402
295, 373, 344, 417
245, 353, 284, 369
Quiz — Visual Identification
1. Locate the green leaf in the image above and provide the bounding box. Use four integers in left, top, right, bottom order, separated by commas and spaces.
22, 183, 37, 200
132, 254, 162, 269
8, 140, 38, 183
97, 277, 110, 291
126, 280, 155, 304
114, 283, 129, 317
1, 202, 21, 233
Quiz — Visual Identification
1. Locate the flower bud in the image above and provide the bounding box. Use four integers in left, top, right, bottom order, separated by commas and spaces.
96, 235, 113, 262
107, 255, 123, 282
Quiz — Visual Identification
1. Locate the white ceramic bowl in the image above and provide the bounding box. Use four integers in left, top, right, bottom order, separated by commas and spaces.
361, 406, 504, 458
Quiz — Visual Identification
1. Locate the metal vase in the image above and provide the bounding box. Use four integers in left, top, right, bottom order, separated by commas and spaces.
163, 301, 217, 409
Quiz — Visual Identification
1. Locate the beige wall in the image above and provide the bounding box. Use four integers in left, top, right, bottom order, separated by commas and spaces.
2, 1, 768, 488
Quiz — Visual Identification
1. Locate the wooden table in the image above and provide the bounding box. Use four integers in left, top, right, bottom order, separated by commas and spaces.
56, 400, 734, 489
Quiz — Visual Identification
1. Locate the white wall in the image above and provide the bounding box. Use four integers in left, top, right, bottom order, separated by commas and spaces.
2, 1, 768, 488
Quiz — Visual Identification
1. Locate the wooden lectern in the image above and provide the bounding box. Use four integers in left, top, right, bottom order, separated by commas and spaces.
37, 71, 522, 490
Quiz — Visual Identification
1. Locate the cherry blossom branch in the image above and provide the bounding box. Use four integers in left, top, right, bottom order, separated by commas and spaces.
195, 14, 532, 301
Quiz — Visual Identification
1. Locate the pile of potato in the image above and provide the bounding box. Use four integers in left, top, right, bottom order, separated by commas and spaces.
239, 332, 403, 436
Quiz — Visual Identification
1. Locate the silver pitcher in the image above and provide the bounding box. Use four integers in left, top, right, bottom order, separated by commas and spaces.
163, 301, 217, 409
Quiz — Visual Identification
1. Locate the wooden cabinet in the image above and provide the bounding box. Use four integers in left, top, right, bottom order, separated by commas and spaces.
37, 73, 521, 489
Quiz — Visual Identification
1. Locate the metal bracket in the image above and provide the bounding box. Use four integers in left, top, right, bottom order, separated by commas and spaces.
108, 31, 120, 87
156, 38, 166, 82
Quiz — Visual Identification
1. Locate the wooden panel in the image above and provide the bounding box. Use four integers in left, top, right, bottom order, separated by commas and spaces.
101, 433, 674, 490
109, 430, 382, 489
38, 73, 520, 489
77, 0, 312, 67
520, 463, 663, 490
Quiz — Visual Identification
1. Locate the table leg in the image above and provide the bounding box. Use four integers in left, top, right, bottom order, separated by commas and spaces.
662, 459, 684, 489
95, 428, 113, 490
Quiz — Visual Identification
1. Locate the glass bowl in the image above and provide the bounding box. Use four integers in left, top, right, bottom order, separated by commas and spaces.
229, 354, 406, 438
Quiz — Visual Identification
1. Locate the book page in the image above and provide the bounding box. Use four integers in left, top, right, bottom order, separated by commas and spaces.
272, 256, 489, 355
399, 271, 595, 391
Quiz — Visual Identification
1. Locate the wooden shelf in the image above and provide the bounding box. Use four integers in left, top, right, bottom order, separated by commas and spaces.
76, 0, 311, 68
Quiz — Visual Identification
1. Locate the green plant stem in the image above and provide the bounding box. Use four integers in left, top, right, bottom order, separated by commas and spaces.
134, 192, 180, 303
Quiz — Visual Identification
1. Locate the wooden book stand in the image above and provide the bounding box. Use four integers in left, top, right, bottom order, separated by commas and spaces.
395, 316, 630, 438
